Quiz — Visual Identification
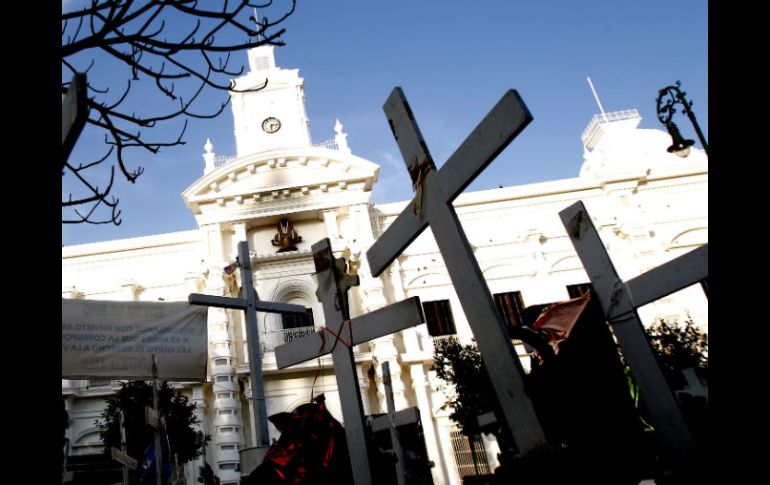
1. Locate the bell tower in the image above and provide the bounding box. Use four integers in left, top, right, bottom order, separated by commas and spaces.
230, 45, 312, 157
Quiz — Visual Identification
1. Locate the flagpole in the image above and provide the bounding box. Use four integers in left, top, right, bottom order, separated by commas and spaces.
152, 354, 162, 485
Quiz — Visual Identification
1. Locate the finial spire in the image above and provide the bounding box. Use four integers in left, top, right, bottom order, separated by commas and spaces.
334, 118, 351, 153
203, 138, 216, 174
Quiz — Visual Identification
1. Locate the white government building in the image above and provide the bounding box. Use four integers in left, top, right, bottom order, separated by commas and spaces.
62, 44, 708, 485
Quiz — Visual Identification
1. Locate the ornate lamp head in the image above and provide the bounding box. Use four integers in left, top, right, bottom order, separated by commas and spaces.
665, 121, 695, 158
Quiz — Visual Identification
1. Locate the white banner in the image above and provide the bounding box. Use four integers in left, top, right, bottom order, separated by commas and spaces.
62, 299, 208, 380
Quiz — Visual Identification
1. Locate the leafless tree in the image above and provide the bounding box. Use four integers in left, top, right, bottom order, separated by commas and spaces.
62, 0, 296, 225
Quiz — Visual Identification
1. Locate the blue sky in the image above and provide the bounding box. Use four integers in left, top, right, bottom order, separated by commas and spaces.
62, 1, 707, 246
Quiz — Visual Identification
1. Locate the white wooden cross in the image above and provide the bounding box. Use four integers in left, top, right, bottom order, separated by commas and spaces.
189, 240, 306, 450
112, 411, 137, 485
366, 87, 547, 454
275, 238, 425, 485
559, 201, 707, 472
368, 361, 421, 485
62, 73, 89, 163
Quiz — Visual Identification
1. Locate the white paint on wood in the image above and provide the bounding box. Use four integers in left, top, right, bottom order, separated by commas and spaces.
365, 88, 547, 454
559, 201, 702, 470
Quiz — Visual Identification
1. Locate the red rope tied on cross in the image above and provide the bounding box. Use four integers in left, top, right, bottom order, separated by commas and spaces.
323, 318, 354, 352
311, 319, 354, 401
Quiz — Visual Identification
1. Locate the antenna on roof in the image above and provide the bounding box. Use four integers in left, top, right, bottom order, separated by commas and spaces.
587, 77, 608, 122
253, 8, 263, 41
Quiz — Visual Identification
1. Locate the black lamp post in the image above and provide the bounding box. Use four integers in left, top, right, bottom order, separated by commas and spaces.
656, 80, 708, 158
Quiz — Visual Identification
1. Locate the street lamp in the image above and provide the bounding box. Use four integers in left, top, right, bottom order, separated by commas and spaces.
656, 80, 708, 158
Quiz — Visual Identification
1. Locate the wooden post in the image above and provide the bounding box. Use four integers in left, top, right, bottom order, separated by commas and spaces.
382, 362, 406, 485
152, 355, 162, 485
120, 412, 129, 485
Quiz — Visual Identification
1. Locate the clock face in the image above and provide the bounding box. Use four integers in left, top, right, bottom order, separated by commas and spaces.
262, 117, 281, 133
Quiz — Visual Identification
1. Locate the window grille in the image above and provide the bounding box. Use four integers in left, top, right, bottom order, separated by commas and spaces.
422, 300, 457, 337
493, 291, 526, 335
450, 431, 491, 478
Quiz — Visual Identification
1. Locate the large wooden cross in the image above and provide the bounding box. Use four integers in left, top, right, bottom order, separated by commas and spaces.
62, 73, 88, 163
559, 201, 707, 473
366, 87, 547, 454
189, 241, 306, 450
275, 238, 425, 485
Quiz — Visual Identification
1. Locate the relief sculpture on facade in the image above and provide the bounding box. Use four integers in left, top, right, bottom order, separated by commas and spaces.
272, 218, 303, 252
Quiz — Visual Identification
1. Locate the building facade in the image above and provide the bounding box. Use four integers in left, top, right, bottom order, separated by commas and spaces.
62, 45, 708, 485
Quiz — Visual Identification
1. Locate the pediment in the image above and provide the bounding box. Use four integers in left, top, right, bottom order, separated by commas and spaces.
182, 147, 380, 220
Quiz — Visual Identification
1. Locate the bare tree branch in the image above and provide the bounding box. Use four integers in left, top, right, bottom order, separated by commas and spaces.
62, 0, 296, 225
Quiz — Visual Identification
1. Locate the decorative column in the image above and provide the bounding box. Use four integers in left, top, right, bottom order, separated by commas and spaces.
320, 209, 341, 249
232, 223, 248, 248
348, 203, 408, 412
358, 364, 372, 416
203, 224, 243, 483
389, 258, 423, 355
435, 419, 459, 485
231, 222, 255, 451
386, 254, 435, 443
411, 366, 448, 485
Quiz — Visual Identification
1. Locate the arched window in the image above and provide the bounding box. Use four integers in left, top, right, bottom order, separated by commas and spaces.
282, 307, 314, 330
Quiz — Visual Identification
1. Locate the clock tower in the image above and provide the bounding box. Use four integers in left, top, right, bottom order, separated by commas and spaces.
230, 45, 312, 157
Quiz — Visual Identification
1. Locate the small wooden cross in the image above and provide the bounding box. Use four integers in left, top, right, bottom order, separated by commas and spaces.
366, 87, 547, 454
189, 241, 306, 449
559, 201, 707, 472
368, 361, 419, 485
275, 238, 425, 485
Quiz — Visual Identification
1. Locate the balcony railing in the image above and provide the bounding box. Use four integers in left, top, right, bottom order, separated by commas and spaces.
311, 139, 339, 150
214, 155, 236, 168
63, 379, 121, 390
86, 379, 113, 388
581, 109, 641, 145
212, 139, 340, 169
